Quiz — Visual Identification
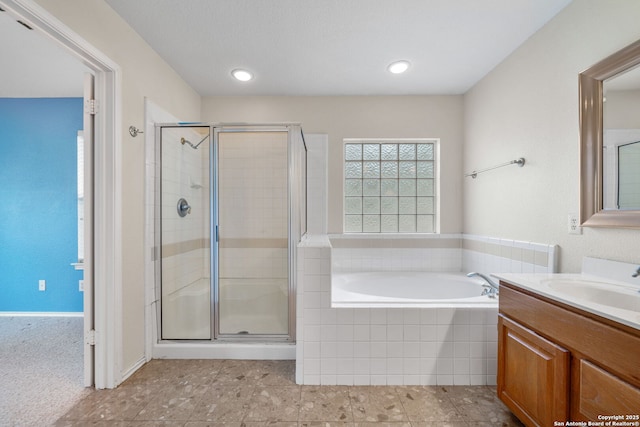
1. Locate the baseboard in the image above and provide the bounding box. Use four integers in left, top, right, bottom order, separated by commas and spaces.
0, 312, 83, 317
120, 355, 148, 384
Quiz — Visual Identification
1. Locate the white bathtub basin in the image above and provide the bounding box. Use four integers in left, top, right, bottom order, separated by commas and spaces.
331, 271, 498, 308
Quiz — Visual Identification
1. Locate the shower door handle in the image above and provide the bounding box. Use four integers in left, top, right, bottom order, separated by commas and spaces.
215, 225, 219, 242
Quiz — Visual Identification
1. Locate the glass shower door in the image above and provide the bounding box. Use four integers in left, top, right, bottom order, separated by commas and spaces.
160, 126, 211, 339
216, 130, 289, 336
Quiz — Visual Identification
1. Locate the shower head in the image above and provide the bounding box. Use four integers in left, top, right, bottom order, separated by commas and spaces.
180, 134, 209, 149
180, 137, 195, 149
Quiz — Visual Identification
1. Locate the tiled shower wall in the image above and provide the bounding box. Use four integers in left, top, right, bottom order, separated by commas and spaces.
159, 127, 211, 339
296, 234, 557, 386
217, 131, 289, 284
217, 131, 289, 334
160, 127, 210, 299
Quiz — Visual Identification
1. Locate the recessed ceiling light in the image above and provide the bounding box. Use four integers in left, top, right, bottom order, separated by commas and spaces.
231, 69, 253, 82
388, 60, 411, 74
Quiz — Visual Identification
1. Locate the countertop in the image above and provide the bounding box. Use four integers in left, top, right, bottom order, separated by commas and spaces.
493, 273, 640, 332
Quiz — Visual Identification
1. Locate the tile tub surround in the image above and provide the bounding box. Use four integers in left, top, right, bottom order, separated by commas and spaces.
330, 234, 463, 273
56, 359, 523, 425
329, 234, 558, 275
296, 234, 557, 386
297, 238, 498, 386
462, 234, 558, 275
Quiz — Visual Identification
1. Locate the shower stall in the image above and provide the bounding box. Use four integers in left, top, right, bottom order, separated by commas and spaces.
155, 124, 306, 345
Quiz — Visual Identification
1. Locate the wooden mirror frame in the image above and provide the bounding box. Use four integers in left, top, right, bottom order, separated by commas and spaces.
579, 38, 640, 228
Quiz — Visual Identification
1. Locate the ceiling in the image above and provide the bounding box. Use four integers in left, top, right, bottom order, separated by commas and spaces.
1, 0, 573, 98
0, 8, 87, 97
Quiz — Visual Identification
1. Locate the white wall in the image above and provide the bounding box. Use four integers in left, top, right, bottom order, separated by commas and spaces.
33, 0, 201, 377
31, 0, 640, 379
202, 96, 464, 234
463, 0, 640, 273
604, 89, 640, 129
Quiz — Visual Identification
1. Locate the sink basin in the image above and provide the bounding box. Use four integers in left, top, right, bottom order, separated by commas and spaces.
542, 278, 640, 312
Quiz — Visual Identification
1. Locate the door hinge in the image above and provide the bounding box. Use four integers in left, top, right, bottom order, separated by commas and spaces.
85, 329, 96, 346
85, 99, 98, 115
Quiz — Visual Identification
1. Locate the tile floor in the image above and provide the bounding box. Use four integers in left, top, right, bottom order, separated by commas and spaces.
55, 359, 523, 426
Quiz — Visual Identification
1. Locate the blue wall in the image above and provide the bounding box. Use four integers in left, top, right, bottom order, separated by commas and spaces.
0, 98, 84, 312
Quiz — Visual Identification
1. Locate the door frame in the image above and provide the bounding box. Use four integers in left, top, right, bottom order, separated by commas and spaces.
0, 0, 123, 388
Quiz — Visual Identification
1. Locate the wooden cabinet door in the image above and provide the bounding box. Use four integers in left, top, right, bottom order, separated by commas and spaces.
572, 358, 640, 421
498, 315, 570, 427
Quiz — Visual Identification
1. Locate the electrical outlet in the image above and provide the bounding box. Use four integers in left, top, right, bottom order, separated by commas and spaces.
79, 279, 84, 292
38, 279, 46, 291
568, 213, 582, 235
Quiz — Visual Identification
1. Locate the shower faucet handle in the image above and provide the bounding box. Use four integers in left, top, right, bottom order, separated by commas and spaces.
177, 198, 191, 217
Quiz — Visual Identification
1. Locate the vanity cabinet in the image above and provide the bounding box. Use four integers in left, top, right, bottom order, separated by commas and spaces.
497, 282, 640, 427
498, 315, 569, 426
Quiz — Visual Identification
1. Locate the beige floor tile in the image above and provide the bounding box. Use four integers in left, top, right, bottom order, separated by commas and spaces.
244, 386, 301, 422
299, 423, 355, 427
455, 404, 524, 426
349, 387, 407, 422
126, 359, 223, 387
394, 386, 464, 423
439, 385, 497, 404
134, 383, 208, 421
54, 360, 524, 426
54, 421, 127, 427
469, 421, 524, 427
124, 422, 188, 426
410, 423, 469, 427
184, 423, 246, 427
213, 360, 270, 385
184, 422, 245, 427
254, 360, 297, 386
55, 420, 188, 426
299, 386, 353, 422
353, 422, 413, 427
445, 386, 522, 425
189, 383, 255, 422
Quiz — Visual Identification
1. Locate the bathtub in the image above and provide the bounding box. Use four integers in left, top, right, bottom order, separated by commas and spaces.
331, 271, 498, 308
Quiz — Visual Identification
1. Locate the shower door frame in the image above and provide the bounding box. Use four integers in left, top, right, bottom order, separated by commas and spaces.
212, 124, 298, 342
156, 123, 302, 344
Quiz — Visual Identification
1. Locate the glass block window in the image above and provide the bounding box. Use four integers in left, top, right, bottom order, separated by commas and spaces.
344, 139, 437, 233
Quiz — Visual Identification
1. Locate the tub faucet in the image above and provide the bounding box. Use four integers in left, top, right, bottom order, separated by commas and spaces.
632, 266, 640, 278
467, 272, 499, 298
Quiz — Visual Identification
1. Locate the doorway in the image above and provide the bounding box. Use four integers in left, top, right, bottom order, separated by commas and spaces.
0, 0, 121, 389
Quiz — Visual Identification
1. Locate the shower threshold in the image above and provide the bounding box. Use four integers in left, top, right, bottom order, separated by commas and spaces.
152, 340, 296, 360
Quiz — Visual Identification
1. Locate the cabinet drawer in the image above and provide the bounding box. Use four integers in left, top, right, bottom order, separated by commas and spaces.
573, 359, 640, 420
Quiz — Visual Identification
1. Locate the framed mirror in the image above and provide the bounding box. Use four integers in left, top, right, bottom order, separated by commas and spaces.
579, 38, 640, 228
